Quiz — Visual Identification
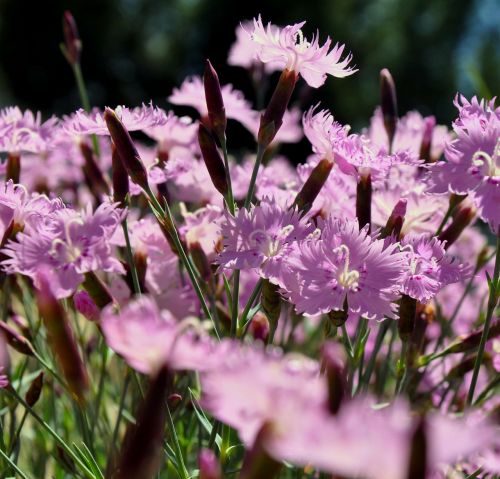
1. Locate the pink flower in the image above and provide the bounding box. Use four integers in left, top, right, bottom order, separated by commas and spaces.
73, 290, 100, 321
0, 367, 8, 389
427, 95, 500, 230
282, 217, 406, 319
2, 202, 125, 298
101, 296, 219, 375
62, 103, 169, 137
400, 235, 471, 303
216, 199, 314, 285
250, 16, 356, 88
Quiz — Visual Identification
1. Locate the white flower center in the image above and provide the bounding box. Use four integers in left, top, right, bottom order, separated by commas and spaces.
50, 218, 85, 263
333, 244, 360, 291
472, 139, 500, 178
249, 225, 294, 258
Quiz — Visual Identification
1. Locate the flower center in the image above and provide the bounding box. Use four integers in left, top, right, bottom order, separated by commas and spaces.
249, 225, 294, 258
471, 139, 500, 178
50, 218, 85, 263
333, 244, 360, 291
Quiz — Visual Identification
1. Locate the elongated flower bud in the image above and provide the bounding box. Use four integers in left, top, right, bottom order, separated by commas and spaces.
35, 272, 89, 403
133, 250, 148, 293
190, 241, 212, 282
381, 199, 407, 239
79, 140, 110, 200
199, 448, 222, 479
439, 204, 476, 249
104, 108, 149, 190
82, 271, 114, 309
240, 423, 282, 479
62, 11, 82, 66
198, 123, 228, 196
74, 290, 100, 322
25, 372, 44, 407
113, 365, 170, 479
380, 68, 398, 150
446, 354, 483, 381
9, 314, 32, 341
419, 116, 436, 163
447, 320, 500, 354
204, 60, 227, 140
398, 294, 417, 342
249, 312, 270, 343
258, 69, 298, 149
356, 173, 372, 231
261, 279, 281, 343
6, 153, 21, 184
0, 320, 34, 356
322, 342, 347, 415
293, 159, 334, 214
112, 142, 129, 207
406, 416, 427, 479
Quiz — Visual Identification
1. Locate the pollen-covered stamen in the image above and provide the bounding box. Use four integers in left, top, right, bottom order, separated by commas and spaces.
471, 139, 500, 178
289, 29, 311, 71
249, 224, 295, 258
50, 218, 85, 263
333, 244, 360, 291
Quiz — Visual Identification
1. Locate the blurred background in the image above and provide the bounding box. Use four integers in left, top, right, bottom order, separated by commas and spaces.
0, 0, 498, 135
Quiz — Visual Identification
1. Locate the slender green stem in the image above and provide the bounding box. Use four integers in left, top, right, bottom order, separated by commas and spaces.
230, 270, 240, 338
0, 448, 30, 479
110, 371, 131, 452
91, 345, 109, 437
244, 144, 265, 209
434, 203, 453, 236
395, 341, 409, 395
466, 231, 500, 406
121, 219, 141, 295
239, 279, 263, 336
220, 424, 231, 464
219, 136, 235, 216
8, 409, 28, 456
360, 319, 390, 393
207, 419, 220, 449
341, 323, 354, 358
166, 404, 189, 479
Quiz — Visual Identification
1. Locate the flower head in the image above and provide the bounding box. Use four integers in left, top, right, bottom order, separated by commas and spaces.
250, 16, 356, 88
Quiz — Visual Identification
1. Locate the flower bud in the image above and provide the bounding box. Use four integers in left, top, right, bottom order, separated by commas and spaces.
6, 153, 21, 184
398, 294, 417, 342
199, 448, 222, 479
167, 393, 182, 411
9, 314, 32, 341
0, 320, 34, 356
356, 174, 372, 231
112, 366, 170, 479
258, 69, 298, 149
35, 272, 89, 403
322, 342, 347, 415
82, 271, 114, 309
112, 142, 129, 207
104, 108, 149, 190
133, 250, 148, 293
204, 60, 227, 140
381, 198, 407, 239
79, 140, 110, 200
190, 241, 212, 282
62, 11, 82, 66
406, 416, 427, 479
447, 320, 500, 354
380, 68, 398, 150
74, 290, 100, 322
249, 312, 270, 343
261, 280, 281, 343
327, 296, 349, 327
293, 159, 334, 214
438, 204, 476, 249
25, 371, 44, 407
419, 116, 436, 163
198, 123, 228, 196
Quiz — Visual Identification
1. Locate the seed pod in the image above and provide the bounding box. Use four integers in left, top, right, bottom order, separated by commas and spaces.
112, 366, 170, 479
35, 272, 89, 403
380, 68, 398, 150
79, 140, 110, 200
292, 159, 334, 214
406, 416, 427, 479
198, 123, 228, 196
322, 342, 347, 415
199, 448, 222, 479
25, 372, 44, 407
380, 199, 407, 239
112, 142, 129, 207
204, 60, 227, 140
258, 69, 298, 149
398, 294, 417, 342
0, 320, 34, 356
62, 11, 81, 66
356, 173, 372, 231
104, 108, 149, 190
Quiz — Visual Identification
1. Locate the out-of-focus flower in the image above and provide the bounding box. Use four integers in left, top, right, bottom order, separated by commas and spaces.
400, 235, 471, 303
250, 16, 356, 88
73, 290, 100, 321
216, 199, 314, 286
427, 95, 500, 230
2, 202, 125, 298
282, 217, 406, 320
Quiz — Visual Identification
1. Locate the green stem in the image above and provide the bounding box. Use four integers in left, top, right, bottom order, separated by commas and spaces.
8, 409, 28, 456
110, 371, 131, 453
121, 219, 141, 295
220, 424, 231, 464
360, 319, 391, 393
244, 144, 265, 209
166, 404, 189, 479
0, 448, 30, 479
219, 136, 235, 216
91, 345, 109, 438
230, 270, 240, 338
466, 230, 500, 406
239, 279, 263, 337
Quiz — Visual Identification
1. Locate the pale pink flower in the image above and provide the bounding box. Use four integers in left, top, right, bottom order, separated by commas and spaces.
250, 16, 356, 87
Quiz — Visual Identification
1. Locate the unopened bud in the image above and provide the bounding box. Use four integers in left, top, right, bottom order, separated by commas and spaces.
249, 312, 270, 343
25, 372, 44, 407
438, 204, 476, 249
380, 68, 398, 150
133, 250, 148, 293
322, 342, 347, 415
104, 108, 149, 189
112, 142, 129, 207
381, 198, 407, 239
356, 173, 372, 231
261, 280, 281, 343
74, 290, 100, 321
328, 296, 349, 327
0, 320, 34, 356
204, 60, 227, 140
293, 159, 334, 214
448, 320, 500, 354
446, 354, 484, 380
406, 416, 427, 479
419, 116, 436, 163
167, 393, 182, 410
190, 241, 212, 282
82, 271, 114, 309
62, 11, 82, 65
258, 69, 298, 149
199, 448, 222, 479
6, 153, 21, 184
398, 294, 417, 342
35, 272, 89, 403
198, 123, 228, 196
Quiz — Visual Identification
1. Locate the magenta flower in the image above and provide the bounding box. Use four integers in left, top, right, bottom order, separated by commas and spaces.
216, 199, 314, 285
250, 16, 356, 88
2, 202, 125, 298
400, 235, 471, 303
101, 296, 219, 375
427, 95, 500, 230
62, 103, 169, 137
282, 217, 406, 319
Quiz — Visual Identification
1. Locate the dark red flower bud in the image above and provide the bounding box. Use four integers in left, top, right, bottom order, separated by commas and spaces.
204, 60, 227, 140
261, 279, 281, 342
0, 320, 34, 356
322, 342, 347, 415
79, 140, 110, 201
398, 294, 417, 342
381, 198, 407, 239
112, 142, 129, 207
249, 312, 270, 343
438, 204, 476, 249
62, 11, 82, 66
356, 173, 372, 231
6, 153, 21, 184
25, 372, 44, 407
82, 271, 114, 309
189, 241, 212, 282
198, 123, 228, 196
419, 116, 436, 163
380, 68, 398, 150
293, 159, 334, 214
104, 108, 149, 190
